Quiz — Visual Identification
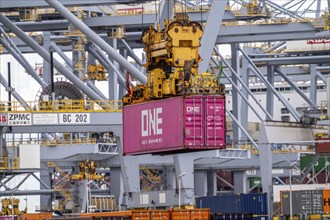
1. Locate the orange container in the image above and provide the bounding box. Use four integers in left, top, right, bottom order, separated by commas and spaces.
81, 210, 132, 218
131, 210, 170, 220
324, 189, 330, 213
20, 212, 52, 220
170, 209, 209, 220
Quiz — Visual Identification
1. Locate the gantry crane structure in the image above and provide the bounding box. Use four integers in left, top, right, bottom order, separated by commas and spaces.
0, 0, 329, 216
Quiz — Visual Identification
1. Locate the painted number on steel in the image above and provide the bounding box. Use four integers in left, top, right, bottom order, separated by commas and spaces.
59, 113, 90, 124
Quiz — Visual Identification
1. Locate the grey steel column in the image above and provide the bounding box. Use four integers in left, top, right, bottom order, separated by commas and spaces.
259, 124, 273, 217
0, 128, 3, 158
40, 162, 52, 210
0, 13, 107, 104
207, 171, 217, 196
0, 37, 46, 88
199, 0, 228, 74
240, 54, 249, 142
173, 154, 195, 205
266, 65, 274, 120
327, 76, 330, 137
43, 32, 52, 85
310, 64, 317, 105
231, 44, 240, 143
159, 0, 174, 23
108, 39, 118, 100
233, 172, 248, 193
45, 0, 147, 84
194, 171, 207, 197
118, 48, 127, 99
316, 0, 321, 18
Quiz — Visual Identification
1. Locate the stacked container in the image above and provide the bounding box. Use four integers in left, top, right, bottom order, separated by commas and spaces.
315, 138, 330, 155
195, 193, 268, 219
280, 190, 324, 215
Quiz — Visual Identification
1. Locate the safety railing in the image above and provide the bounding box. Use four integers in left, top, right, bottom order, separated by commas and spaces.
236, 144, 315, 155
41, 138, 97, 146
0, 100, 123, 113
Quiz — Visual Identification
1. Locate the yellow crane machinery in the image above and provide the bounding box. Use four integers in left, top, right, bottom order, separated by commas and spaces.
87, 64, 107, 81
0, 198, 26, 216
71, 160, 103, 181
18, 8, 41, 21
247, 0, 262, 15
325, 11, 330, 31
123, 14, 225, 105
140, 167, 161, 191
0, 198, 11, 216
47, 161, 73, 211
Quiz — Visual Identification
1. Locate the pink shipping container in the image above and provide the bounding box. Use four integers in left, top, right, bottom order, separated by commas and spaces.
123, 95, 226, 155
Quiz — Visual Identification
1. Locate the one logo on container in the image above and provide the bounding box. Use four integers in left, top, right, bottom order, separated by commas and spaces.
186, 106, 200, 113
141, 107, 163, 137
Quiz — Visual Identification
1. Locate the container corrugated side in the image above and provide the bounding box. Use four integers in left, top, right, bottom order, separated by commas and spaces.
212, 213, 253, 220
239, 193, 268, 216
196, 193, 268, 216
123, 96, 184, 155
281, 191, 302, 215
324, 189, 330, 213
281, 190, 323, 215
196, 194, 241, 213
170, 209, 209, 220
311, 190, 323, 213
123, 95, 226, 155
20, 213, 53, 220
316, 138, 330, 155
131, 210, 170, 220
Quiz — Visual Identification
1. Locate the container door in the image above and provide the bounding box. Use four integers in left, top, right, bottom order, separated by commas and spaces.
311, 190, 323, 213
300, 190, 312, 214
324, 189, 330, 213
281, 191, 301, 215
183, 97, 204, 147
204, 96, 226, 148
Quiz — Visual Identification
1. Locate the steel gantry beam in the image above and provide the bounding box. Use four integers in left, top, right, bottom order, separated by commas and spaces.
0, 28, 47, 88
1, 23, 324, 51
275, 67, 317, 108
44, 0, 147, 84
0, 74, 31, 111
0, 0, 149, 8
213, 48, 272, 120
199, 0, 228, 73
87, 42, 127, 89
0, 13, 109, 106
238, 45, 302, 121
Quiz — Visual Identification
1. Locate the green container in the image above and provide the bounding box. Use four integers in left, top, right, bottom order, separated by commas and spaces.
300, 155, 330, 172
250, 177, 261, 188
